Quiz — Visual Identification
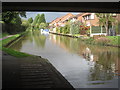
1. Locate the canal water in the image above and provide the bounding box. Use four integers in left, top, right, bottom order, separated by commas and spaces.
8, 31, 119, 88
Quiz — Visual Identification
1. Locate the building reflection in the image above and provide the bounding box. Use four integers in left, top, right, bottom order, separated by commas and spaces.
50, 34, 119, 81
9, 31, 120, 83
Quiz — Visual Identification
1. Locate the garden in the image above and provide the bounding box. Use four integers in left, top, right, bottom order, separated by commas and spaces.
52, 13, 120, 47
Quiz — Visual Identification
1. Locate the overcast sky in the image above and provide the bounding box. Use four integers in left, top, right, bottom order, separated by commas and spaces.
21, 12, 81, 23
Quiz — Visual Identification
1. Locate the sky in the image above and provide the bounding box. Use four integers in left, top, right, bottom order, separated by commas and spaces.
21, 12, 81, 23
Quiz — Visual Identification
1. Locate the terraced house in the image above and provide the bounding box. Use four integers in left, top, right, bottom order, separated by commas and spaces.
69, 13, 99, 26
49, 13, 119, 35
49, 13, 100, 32
49, 13, 74, 32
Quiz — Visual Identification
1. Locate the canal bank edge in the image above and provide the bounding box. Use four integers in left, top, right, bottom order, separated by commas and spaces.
4, 32, 27, 48
49, 31, 120, 48
2, 32, 74, 89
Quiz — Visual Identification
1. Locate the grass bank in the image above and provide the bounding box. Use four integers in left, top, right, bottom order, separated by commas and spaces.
0, 31, 31, 58
106, 36, 120, 46
80, 36, 120, 47
1, 34, 20, 47
2, 47, 31, 58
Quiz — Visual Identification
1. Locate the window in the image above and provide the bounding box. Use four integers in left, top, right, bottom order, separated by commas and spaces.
91, 13, 95, 19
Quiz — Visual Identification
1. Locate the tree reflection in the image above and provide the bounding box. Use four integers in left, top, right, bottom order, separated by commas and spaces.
81, 46, 117, 81
50, 34, 119, 82
9, 30, 47, 50
88, 51, 115, 81
8, 35, 29, 51
31, 30, 46, 48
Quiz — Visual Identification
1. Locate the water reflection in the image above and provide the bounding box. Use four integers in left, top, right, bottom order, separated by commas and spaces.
32, 31, 46, 48
49, 33, 119, 83
9, 31, 119, 88
10, 31, 46, 50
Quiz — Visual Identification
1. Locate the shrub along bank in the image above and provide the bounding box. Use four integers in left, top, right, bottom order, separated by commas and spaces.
55, 21, 90, 35
80, 36, 120, 47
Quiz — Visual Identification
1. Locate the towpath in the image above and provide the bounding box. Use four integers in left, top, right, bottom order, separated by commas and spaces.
2, 51, 74, 89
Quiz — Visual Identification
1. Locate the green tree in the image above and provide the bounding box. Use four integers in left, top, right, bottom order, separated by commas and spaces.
40, 14, 46, 23
31, 13, 47, 30
63, 24, 70, 34
70, 21, 81, 34
28, 17, 33, 24
2, 11, 26, 24
2, 11, 27, 34
32, 14, 40, 26
39, 23, 47, 29
96, 13, 116, 35
37, 14, 42, 24
21, 19, 29, 28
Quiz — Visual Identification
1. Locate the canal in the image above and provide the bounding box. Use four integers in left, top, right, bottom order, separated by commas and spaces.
8, 30, 119, 88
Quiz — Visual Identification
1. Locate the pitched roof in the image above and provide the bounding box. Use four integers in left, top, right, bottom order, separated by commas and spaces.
50, 17, 62, 25
74, 13, 83, 18
59, 13, 74, 22
69, 13, 82, 19
49, 13, 74, 26
81, 13, 91, 16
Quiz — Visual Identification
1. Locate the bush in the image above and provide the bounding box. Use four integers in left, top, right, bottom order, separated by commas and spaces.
2, 23, 27, 34
63, 24, 70, 34
95, 37, 110, 45
70, 21, 80, 34
39, 23, 48, 29
83, 37, 94, 44
59, 24, 70, 34
80, 25, 90, 35
60, 27, 63, 33
56, 27, 60, 33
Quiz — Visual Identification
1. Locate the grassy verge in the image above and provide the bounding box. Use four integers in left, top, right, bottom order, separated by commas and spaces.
2, 47, 31, 58
106, 36, 120, 46
0, 34, 20, 47
0, 32, 31, 58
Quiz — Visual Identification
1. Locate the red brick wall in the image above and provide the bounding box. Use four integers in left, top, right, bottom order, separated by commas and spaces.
84, 14, 99, 26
